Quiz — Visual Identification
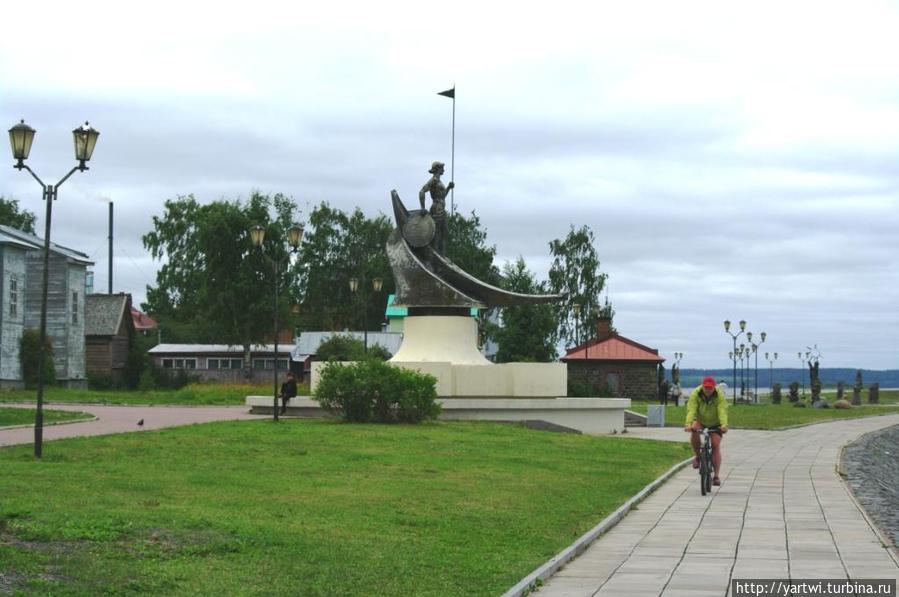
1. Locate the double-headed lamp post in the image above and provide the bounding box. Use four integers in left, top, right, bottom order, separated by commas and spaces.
348, 276, 383, 352
250, 223, 303, 422
747, 331, 766, 400
9, 120, 99, 458
724, 319, 746, 404
765, 352, 778, 392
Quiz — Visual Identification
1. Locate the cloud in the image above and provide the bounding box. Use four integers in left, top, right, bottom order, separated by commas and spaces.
2, 0, 899, 368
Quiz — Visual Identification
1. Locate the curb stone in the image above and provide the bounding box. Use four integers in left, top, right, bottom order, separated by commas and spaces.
501, 456, 693, 597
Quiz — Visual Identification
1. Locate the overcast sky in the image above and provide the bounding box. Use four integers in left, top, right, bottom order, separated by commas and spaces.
2, 0, 898, 369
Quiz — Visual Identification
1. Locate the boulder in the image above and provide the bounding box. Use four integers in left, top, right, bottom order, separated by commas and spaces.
812, 400, 830, 409
833, 399, 852, 409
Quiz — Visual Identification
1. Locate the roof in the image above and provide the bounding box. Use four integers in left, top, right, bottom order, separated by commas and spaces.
561, 333, 664, 363
85, 293, 131, 336
131, 307, 157, 331
292, 331, 404, 361
149, 343, 296, 355
0, 225, 93, 265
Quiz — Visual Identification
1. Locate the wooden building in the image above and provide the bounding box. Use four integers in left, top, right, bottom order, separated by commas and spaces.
561, 318, 664, 400
85, 293, 135, 384
0, 226, 91, 389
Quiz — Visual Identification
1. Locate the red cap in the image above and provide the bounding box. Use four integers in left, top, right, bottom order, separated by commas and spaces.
702, 376, 716, 389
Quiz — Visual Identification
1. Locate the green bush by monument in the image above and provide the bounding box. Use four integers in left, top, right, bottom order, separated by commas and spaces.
314, 359, 440, 423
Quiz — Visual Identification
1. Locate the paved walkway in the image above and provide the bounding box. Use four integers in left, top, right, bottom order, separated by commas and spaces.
0, 402, 264, 448
538, 415, 899, 596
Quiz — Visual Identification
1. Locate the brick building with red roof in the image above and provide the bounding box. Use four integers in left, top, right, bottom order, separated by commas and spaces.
561, 317, 663, 400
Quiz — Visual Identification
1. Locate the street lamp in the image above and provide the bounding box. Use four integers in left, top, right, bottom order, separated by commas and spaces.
765, 351, 778, 395
349, 276, 383, 352
724, 319, 746, 405
751, 331, 766, 400
250, 222, 303, 422
739, 343, 747, 399
9, 120, 99, 458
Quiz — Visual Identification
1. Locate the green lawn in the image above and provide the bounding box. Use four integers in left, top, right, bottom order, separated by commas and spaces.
0, 420, 690, 596
628, 401, 899, 429
0, 383, 280, 406
0, 407, 93, 428
822, 388, 898, 404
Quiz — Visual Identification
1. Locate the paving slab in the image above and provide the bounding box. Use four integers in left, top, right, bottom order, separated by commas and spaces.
535, 415, 899, 596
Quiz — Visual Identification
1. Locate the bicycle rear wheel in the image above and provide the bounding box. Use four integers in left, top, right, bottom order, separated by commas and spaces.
699, 448, 709, 496
702, 444, 713, 493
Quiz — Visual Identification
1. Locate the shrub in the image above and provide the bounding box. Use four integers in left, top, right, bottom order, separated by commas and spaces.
314, 360, 440, 423
137, 369, 156, 392
87, 373, 116, 390
19, 329, 56, 388
315, 335, 391, 362
315, 335, 366, 362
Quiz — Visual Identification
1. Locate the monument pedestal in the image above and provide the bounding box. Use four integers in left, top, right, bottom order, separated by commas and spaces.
310, 315, 567, 398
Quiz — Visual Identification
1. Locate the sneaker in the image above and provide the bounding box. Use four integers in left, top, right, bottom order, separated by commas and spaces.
712, 477, 721, 486
692, 457, 700, 469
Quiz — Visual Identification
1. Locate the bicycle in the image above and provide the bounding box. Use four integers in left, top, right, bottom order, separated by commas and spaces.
697, 426, 721, 496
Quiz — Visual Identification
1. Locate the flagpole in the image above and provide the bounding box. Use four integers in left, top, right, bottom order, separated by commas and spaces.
451, 85, 455, 215
437, 85, 457, 214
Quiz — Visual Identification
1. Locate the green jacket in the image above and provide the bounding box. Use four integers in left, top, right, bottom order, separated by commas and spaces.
685, 385, 728, 428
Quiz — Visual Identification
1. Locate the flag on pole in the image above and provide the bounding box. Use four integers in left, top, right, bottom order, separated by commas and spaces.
437, 87, 455, 99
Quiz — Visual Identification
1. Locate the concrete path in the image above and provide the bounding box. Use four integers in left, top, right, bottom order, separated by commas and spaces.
538, 415, 899, 596
0, 402, 264, 448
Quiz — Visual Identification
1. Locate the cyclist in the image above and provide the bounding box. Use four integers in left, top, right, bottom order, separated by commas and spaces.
684, 376, 729, 486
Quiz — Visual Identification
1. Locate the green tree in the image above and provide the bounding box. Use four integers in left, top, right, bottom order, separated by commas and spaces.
447, 210, 501, 286
447, 210, 502, 346
493, 258, 558, 363
142, 192, 301, 375
548, 225, 613, 346
0, 196, 36, 233
292, 203, 393, 333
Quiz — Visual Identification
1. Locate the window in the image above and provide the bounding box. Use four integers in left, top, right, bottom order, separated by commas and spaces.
9, 277, 17, 317
72, 291, 79, 323
605, 372, 620, 395
207, 358, 245, 370
253, 358, 289, 370
161, 358, 195, 370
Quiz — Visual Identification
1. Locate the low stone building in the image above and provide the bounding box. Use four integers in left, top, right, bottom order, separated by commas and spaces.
561, 318, 663, 400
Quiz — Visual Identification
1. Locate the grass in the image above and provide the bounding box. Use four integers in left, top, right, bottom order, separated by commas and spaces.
0, 420, 690, 596
0, 407, 93, 428
0, 382, 296, 406
822, 388, 898, 404
628, 400, 899, 429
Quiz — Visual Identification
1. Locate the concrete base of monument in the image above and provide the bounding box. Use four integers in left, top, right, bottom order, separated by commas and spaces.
310, 360, 567, 398
245, 396, 630, 435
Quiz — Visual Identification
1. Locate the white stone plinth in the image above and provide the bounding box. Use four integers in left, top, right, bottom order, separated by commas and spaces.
389, 315, 490, 365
